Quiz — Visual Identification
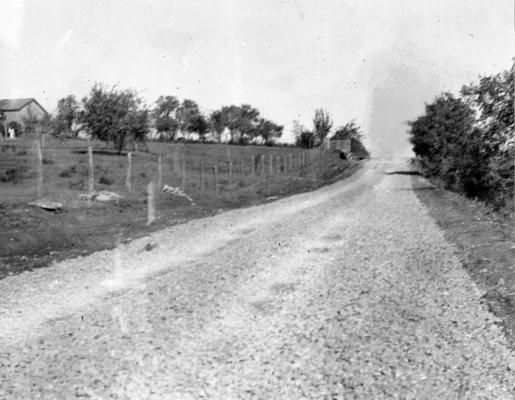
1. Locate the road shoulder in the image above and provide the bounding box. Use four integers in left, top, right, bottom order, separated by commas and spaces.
411, 174, 515, 350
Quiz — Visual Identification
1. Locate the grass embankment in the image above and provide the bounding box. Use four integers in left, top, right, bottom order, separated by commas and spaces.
0, 138, 361, 278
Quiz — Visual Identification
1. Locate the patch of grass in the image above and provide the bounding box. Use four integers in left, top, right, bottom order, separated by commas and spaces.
59, 165, 77, 178
99, 175, 114, 185
0, 165, 31, 183
68, 178, 85, 190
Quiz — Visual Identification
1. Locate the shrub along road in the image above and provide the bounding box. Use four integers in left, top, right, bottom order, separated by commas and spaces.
0, 159, 513, 399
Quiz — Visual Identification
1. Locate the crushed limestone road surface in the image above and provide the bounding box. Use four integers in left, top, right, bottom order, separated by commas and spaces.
1, 159, 514, 399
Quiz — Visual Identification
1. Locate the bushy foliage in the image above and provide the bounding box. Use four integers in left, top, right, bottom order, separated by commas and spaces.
408, 66, 514, 210
333, 120, 362, 140
293, 109, 332, 149
176, 99, 208, 141
55, 95, 79, 137
80, 84, 149, 153
208, 104, 282, 144
293, 120, 316, 148
153, 95, 179, 140
255, 118, 283, 146
153, 99, 283, 145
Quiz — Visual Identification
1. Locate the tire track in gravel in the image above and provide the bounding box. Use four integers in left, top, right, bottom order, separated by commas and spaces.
0, 161, 375, 346
1, 159, 514, 399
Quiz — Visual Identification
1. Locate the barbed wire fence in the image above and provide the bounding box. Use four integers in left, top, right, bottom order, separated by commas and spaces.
0, 135, 327, 224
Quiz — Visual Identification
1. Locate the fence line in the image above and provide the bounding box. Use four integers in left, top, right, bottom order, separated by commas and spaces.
1, 141, 329, 222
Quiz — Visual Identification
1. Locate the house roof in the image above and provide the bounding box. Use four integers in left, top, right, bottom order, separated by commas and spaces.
0, 98, 48, 114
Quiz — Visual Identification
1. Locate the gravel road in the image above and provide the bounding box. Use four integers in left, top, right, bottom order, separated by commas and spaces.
1, 159, 514, 399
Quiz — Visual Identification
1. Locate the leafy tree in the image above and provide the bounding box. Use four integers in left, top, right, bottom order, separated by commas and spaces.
153, 95, 179, 140
293, 120, 316, 148
460, 66, 514, 206
55, 95, 79, 137
176, 99, 207, 140
313, 108, 333, 143
80, 84, 148, 153
209, 110, 225, 142
219, 104, 260, 144
408, 65, 514, 210
195, 115, 209, 142
255, 118, 283, 145
408, 93, 475, 182
207, 104, 282, 145
333, 120, 362, 140
126, 108, 150, 144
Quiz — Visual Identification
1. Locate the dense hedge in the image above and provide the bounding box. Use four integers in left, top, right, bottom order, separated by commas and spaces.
408, 66, 514, 211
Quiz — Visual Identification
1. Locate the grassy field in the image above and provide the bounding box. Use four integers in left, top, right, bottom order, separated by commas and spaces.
0, 136, 362, 278
0, 137, 324, 205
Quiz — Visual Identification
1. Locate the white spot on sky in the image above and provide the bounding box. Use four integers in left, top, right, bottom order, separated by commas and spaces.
55, 29, 74, 54
0, 0, 25, 50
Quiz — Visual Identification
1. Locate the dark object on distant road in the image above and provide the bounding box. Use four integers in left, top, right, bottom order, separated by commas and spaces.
339, 151, 347, 160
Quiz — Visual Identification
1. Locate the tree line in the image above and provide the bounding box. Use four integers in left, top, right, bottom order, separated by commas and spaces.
12, 82, 369, 157
43, 83, 284, 152
408, 65, 514, 210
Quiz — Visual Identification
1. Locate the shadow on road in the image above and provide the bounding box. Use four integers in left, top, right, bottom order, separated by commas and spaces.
396, 186, 435, 191
384, 170, 421, 176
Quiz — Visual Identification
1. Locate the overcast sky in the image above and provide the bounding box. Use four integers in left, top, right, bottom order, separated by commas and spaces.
1, 0, 513, 154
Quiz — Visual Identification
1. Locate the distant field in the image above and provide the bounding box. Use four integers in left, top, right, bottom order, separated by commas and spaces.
0, 136, 362, 279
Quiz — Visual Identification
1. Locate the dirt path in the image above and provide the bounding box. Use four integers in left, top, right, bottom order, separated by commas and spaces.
1, 159, 513, 399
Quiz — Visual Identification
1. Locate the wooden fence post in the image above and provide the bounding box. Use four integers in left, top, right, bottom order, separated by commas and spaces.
126, 151, 132, 192
181, 158, 186, 191
147, 180, 156, 225
173, 145, 180, 175
269, 154, 273, 175
240, 159, 244, 175
251, 155, 255, 176
200, 162, 205, 191
213, 164, 219, 193
88, 143, 94, 194
35, 139, 43, 199
229, 161, 233, 188
157, 154, 162, 190
276, 155, 280, 173
260, 154, 265, 176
